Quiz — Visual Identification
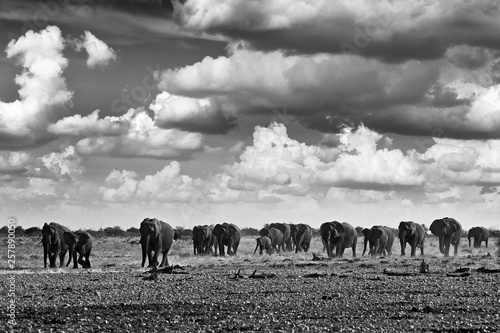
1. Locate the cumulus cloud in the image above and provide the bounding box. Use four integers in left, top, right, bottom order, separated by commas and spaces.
156, 45, 500, 138
174, 0, 500, 62
99, 169, 138, 202
314, 125, 424, 189
99, 162, 199, 203
0, 25, 72, 146
0, 151, 31, 173
74, 108, 203, 159
150, 92, 237, 134
47, 109, 129, 136
34, 146, 85, 180
419, 138, 500, 188
73, 31, 117, 68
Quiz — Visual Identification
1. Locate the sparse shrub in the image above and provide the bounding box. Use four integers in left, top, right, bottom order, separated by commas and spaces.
174, 227, 192, 239
241, 227, 259, 237
104, 226, 126, 237
126, 227, 140, 235
489, 229, 500, 238
15, 226, 25, 236
0, 226, 8, 235
24, 227, 42, 237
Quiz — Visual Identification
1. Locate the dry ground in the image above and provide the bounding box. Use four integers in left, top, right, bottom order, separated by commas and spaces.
1, 236, 499, 332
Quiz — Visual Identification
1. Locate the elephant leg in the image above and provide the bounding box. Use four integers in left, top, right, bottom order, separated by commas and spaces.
77, 253, 86, 267
57, 250, 64, 268
443, 238, 450, 257
84, 255, 91, 268
410, 242, 416, 257
49, 250, 57, 268
159, 252, 169, 267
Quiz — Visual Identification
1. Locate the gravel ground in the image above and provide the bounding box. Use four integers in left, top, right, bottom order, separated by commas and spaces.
2, 255, 500, 332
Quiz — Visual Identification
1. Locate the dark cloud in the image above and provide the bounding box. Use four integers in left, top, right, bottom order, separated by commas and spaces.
155, 110, 238, 135
174, 1, 500, 63
480, 186, 498, 194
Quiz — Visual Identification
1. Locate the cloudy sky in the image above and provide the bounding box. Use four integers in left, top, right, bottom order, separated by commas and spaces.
1, 0, 500, 230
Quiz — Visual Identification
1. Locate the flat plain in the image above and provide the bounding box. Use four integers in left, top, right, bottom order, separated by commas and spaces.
1, 235, 499, 332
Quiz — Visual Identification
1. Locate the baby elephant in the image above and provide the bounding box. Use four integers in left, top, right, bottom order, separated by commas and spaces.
64, 231, 93, 268
254, 236, 272, 255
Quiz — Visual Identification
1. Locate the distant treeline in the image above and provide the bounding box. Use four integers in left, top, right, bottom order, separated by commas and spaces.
1, 225, 499, 239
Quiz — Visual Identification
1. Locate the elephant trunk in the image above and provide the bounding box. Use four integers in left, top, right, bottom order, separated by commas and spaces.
399, 234, 405, 256
295, 233, 304, 253
362, 237, 368, 256
438, 237, 445, 254
468, 236, 471, 247
218, 237, 225, 256
322, 235, 332, 258
141, 234, 150, 267
66, 247, 72, 267
43, 240, 49, 268
254, 241, 259, 254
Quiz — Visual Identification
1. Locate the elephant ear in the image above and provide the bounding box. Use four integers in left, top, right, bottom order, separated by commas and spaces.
447, 221, 459, 234
372, 228, 383, 239
334, 222, 345, 234
362, 228, 371, 237
63, 231, 77, 246
228, 224, 237, 235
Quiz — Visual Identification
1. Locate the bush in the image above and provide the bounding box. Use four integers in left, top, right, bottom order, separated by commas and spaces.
126, 227, 140, 235
103, 226, 126, 237
24, 227, 42, 237
241, 228, 259, 237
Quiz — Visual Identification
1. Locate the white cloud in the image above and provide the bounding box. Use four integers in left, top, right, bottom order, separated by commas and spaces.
99, 162, 199, 203
419, 138, 500, 188
73, 31, 117, 68
74, 108, 203, 159
0, 26, 72, 140
314, 125, 424, 188
150, 92, 236, 134
47, 109, 128, 136
0, 151, 31, 172
35, 146, 85, 180
99, 169, 138, 202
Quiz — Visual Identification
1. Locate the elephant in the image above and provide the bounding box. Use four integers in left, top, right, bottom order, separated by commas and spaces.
398, 221, 425, 257
430, 217, 462, 257
213, 223, 241, 256
206, 232, 218, 255
254, 236, 272, 255
64, 231, 93, 268
320, 221, 357, 259
269, 223, 292, 251
192, 225, 214, 255
260, 227, 284, 253
295, 223, 312, 253
289, 224, 298, 251
468, 227, 489, 248
140, 218, 175, 268
362, 226, 394, 257
42, 222, 71, 268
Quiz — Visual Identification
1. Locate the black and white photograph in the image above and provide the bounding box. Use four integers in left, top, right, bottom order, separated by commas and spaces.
1, 0, 500, 332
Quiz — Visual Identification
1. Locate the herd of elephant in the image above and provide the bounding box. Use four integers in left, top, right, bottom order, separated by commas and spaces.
40, 217, 490, 269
